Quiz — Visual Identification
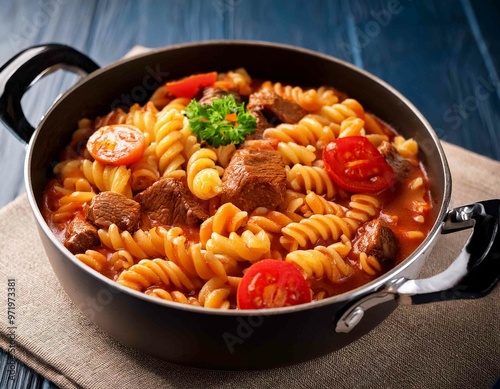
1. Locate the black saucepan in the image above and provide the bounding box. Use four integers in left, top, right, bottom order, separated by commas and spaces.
0, 41, 499, 369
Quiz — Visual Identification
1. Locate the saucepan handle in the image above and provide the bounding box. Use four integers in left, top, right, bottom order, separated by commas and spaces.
336, 200, 499, 333
393, 200, 500, 304
0, 44, 100, 144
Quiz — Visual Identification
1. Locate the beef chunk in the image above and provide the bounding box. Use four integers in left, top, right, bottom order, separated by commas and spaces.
134, 178, 208, 226
247, 90, 307, 124
64, 216, 99, 254
353, 219, 398, 262
86, 191, 140, 232
378, 141, 411, 180
245, 109, 271, 140
221, 148, 286, 212
199, 87, 242, 106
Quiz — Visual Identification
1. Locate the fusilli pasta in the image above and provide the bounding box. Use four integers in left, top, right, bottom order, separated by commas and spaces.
117, 258, 202, 292
264, 114, 335, 149
286, 164, 336, 199
154, 108, 186, 176
286, 238, 353, 282
281, 214, 355, 251
277, 142, 317, 166
186, 149, 223, 200
261, 81, 339, 111
81, 159, 132, 198
206, 230, 271, 263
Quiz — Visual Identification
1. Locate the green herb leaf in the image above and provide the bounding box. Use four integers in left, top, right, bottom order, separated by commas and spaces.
185, 95, 256, 148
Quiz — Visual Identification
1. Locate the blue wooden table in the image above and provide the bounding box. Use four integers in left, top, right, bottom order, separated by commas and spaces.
0, 0, 499, 387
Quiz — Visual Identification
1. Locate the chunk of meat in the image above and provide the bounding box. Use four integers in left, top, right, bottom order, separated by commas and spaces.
85, 191, 140, 232
221, 148, 286, 212
378, 141, 411, 180
353, 219, 399, 262
134, 178, 208, 226
198, 87, 242, 106
245, 109, 271, 140
64, 216, 99, 254
247, 90, 307, 124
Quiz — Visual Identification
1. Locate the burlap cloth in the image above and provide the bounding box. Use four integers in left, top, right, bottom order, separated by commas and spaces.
1, 130, 500, 387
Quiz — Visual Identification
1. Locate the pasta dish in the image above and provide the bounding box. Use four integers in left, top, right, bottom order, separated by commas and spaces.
42, 68, 432, 309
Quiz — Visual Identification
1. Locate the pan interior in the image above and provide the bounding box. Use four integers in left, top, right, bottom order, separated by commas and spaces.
28, 41, 449, 307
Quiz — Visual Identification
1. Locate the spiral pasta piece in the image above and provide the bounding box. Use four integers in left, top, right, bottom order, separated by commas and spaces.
162, 227, 238, 281
279, 190, 308, 221
302, 192, 345, 217
261, 81, 339, 111
109, 250, 135, 271
206, 230, 271, 263
53, 160, 93, 192
126, 102, 158, 146
338, 117, 365, 138
358, 252, 382, 276
81, 159, 132, 198
277, 142, 317, 166
366, 134, 390, 147
286, 239, 353, 282
154, 108, 187, 177
211, 144, 236, 168
186, 149, 223, 200
117, 258, 201, 291
54, 159, 84, 180
76, 250, 107, 272
281, 214, 355, 251
200, 203, 248, 247
180, 126, 201, 162
52, 191, 96, 222
286, 164, 336, 199
130, 142, 159, 191
58, 178, 93, 193
264, 115, 335, 149
393, 135, 419, 159
198, 277, 241, 309
216, 68, 252, 95
246, 207, 295, 237
163, 97, 191, 112
198, 278, 231, 309
145, 288, 201, 306
315, 98, 365, 124
344, 194, 381, 227
98, 224, 165, 260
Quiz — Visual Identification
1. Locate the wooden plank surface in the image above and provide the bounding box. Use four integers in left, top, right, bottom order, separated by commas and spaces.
0, 1, 499, 388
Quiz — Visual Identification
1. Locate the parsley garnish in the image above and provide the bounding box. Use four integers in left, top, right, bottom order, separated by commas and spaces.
185, 95, 256, 148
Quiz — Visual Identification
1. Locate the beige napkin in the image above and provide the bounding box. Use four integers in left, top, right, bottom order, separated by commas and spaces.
0, 141, 499, 389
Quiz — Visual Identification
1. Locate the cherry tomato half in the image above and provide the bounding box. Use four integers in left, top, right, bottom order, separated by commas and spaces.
322, 136, 394, 193
165, 72, 217, 99
237, 260, 311, 309
87, 124, 145, 166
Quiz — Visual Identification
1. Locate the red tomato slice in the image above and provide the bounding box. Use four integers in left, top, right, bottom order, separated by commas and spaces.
237, 260, 311, 309
87, 124, 145, 166
322, 136, 394, 193
165, 72, 217, 98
